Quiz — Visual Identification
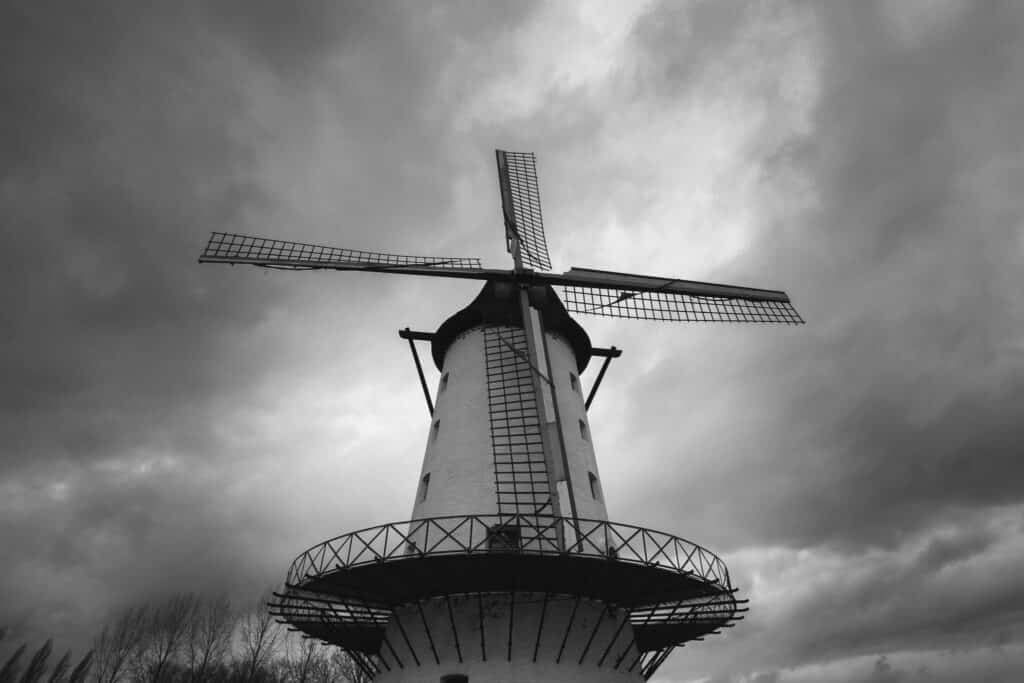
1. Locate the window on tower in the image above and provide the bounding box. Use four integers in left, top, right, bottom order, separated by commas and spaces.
589, 472, 601, 501
432, 419, 440, 440
569, 372, 579, 393
440, 372, 449, 392
579, 419, 589, 441
420, 473, 430, 502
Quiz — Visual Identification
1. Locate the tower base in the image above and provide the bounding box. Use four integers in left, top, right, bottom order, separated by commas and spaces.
271, 514, 743, 680
374, 594, 643, 682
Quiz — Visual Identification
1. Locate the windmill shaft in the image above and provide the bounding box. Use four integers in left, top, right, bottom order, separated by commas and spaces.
197, 255, 501, 281
199, 251, 794, 306
554, 267, 792, 303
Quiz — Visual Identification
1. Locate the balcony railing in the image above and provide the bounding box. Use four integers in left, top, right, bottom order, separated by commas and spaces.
287, 514, 731, 589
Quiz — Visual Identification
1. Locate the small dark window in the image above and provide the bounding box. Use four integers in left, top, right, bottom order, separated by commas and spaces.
579, 419, 589, 441
432, 419, 440, 440
589, 472, 601, 500
569, 372, 579, 392
441, 675, 468, 683
487, 524, 521, 552
440, 372, 449, 392
420, 473, 430, 502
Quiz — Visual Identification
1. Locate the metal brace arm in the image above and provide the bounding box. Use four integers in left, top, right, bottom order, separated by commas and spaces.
586, 346, 621, 410
399, 328, 436, 416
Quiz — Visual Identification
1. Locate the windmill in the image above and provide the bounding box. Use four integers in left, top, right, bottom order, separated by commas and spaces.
200, 150, 802, 681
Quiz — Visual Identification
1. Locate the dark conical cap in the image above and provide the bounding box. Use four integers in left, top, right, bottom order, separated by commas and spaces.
431, 281, 592, 372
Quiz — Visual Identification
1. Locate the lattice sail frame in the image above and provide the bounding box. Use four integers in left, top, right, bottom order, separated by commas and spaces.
497, 150, 552, 271
483, 327, 555, 519
201, 232, 483, 270
561, 286, 805, 323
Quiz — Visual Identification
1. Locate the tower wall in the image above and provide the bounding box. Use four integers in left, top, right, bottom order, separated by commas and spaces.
410, 324, 608, 522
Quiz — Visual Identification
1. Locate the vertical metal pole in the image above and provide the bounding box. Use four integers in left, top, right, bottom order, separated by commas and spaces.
478, 592, 487, 661
613, 636, 636, 669
596, 612, 629, 666
532, 592, 549, 663
416, 600, 441, 665
577, 607, 606, 665
556, 596, 581, 664
536, 307, 579, 524
507, 591, 515, 662
391, 609, 421, 667
518, 289, 579, 548
382, 635, 405, 669
517, 289, 564, 522
445, 594, 463, 663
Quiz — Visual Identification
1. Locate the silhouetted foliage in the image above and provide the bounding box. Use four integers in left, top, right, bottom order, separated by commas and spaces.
66, 653, 92, 683
93, 606, 147, 683
238, 592, 279, 683
24, 591, 368, 682
0, 643, 27, 683
19, 639, 53, 683
184, 595, 232, 683
44, 651, 70, 683
0, 636, 92, 683
2, 592, 366, 682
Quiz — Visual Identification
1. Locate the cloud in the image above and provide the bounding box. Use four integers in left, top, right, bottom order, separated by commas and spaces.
610, 0, 1024, 551
3, 2, 1023, 682
0, 0, 540, 648
612, 1, 1024, 679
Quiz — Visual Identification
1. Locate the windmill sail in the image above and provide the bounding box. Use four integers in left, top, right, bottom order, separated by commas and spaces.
199, 232, 484, 273
483, 327, 556, 529
537, 267, 804, 323
496, 150, 552, 271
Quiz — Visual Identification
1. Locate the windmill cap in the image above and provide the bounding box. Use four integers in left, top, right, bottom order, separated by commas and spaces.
431, 280, 593, 372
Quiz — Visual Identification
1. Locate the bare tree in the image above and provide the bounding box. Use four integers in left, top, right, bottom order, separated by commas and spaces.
327, 649, 371, 683
280, 634, 328, 683
17, 639, 52, 683
43, 652, 69, 683
184, 595, 232, 683
237, 592, 280, 683
41, 659, 65, 683
137, 594, 196, 683
64, 653, 91, 683
0, 644, 27, 683
92, 606, 147, 683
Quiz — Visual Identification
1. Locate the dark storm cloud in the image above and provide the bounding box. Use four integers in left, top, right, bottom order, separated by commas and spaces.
615, 2, 1024, 680
748, 0, 1024, 548
1, 1, 319, 646
0, 0, 541, 648
4, 1, 1022, 680
623, 0, 1024, 548
783, 519, 1022, 661
0, 0, 501, 469
3, 4, 264, 461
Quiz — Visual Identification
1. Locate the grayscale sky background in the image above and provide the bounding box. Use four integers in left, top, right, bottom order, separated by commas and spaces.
3, 1, 1023, 681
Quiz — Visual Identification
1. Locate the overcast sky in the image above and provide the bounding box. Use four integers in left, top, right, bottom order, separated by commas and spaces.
3, 1, 1023, 681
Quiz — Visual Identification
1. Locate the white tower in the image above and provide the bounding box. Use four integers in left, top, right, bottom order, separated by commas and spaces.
382, 282, 622, 682
272, 282, 744, 682
204, 148, 803, 681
